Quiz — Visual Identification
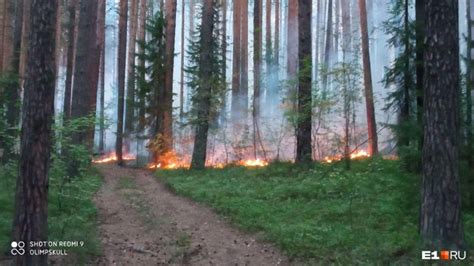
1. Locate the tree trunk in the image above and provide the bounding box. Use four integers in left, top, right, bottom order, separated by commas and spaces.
162, 0, 177, 152
341, 0, 351, 60
137, 0, 146, 132
287, 0, 297, 79
116, 0, 128, 165
0, 0, 13, 72
358, 0, 378, 156
11, 1, 57, 265
240, 0, 248, 120
231, 0, 241, 120
63, 0, 77, 120
98, 0, 106, 153
253, 0, 262, 118
467, 0, 474, 208
179, 0, 185, 118
18, 0, 30, 81
399, 0, 411, 148
0, 0, 5, 72
322, 0, 333, 95
265, 0, 271, 106
70, 0, 100, 151
295, 0, 312, 162
190, 0, 214, 169
125, 0, 139, 139
420, 0, 464, 249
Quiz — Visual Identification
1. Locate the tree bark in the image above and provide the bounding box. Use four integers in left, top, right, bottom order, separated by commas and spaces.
240, 0, 248, 120
137, 0, 146, 132
253, 0, 262, 118
116, 0, 128, 165
63, 0, 77, 120
70, 0, 100, 151
162, 0, 177, 152
11, 1, 57, 265
358, 0, 378, 156
287, 0, 297, 79
18, 0, 30, 81
190, 0, 214, 169
295, 0, 312, 162
322, 0, 333, 95
231, 0, 241, 120
420, 0, 464, 249
125, 0, 139, 138
179, 0, 185, 118
98, 0, 106, 153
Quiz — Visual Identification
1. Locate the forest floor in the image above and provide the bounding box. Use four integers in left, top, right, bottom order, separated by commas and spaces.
93, 163, 290, 265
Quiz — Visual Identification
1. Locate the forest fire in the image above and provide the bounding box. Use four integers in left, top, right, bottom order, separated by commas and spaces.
238, 158, 269, 167
92, 152, 136, 163
323, 149, 370, 163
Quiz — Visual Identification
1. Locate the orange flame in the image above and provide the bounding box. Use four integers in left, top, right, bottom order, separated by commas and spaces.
323, 149, 370, 163
92, 152, 136, 163
238, 158, 269, 167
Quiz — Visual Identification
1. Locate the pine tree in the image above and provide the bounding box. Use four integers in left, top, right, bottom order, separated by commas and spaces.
11, 1, 57, 264
295, 0, 312, 162
420, 0, 464, 249
116, 0, 128, 165
189, 0, 224, 169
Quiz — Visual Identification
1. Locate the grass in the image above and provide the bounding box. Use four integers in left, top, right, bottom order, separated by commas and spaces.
157, 158, 474, 264
0, 161, 102, 263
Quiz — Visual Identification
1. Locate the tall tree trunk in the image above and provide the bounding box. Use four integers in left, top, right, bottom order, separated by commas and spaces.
70, 0, 100, 151
125, 0, 139, 139
221, 0, 227, 111
358, 0, 378, 156
137, 0, 147, 132
231, 0, 241, 120
18, 0, 30, 81
179, 0, 185, 118
420, 0, 464, 249
98, 0, 106, 153
253, 0, 262, 157
163, 0, 177, 152
0, 0, 13, 72
63, 0, 77, 120
341, 0, 351, 61
287, 0, 297, 79
275, 0, 280, 66
295, 0, 312, 162
240, 0, 248, 120
116, 0, 128, 165
11, 1, 57, 265
254, 0, 262, 118
265, 0, 271, 106
190, 0, 214, 169
322, 0, 333, 95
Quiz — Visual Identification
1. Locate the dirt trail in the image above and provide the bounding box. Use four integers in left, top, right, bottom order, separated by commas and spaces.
94, 163, 290, 265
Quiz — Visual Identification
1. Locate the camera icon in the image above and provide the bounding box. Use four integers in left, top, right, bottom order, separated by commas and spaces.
11, 241, 25, 256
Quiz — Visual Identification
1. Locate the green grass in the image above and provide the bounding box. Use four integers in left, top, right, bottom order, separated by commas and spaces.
0, 161, 102, 263
157, 158, 474, 264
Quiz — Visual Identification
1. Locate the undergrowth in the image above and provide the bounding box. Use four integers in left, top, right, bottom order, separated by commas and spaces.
0, 159, 102, 263
157, 158, 474, 264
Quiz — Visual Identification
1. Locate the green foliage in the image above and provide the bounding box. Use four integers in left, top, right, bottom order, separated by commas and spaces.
135, 10, 166, 131
185, 3, 226, 128
0, 114, 103, 262
0, 73, 20, 162
157, 159, 474, 264
0, 161, 102, 262
382, 0, 420, 171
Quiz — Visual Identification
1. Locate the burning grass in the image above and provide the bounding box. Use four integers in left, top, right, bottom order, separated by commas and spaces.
156, 158, 474, 264
92, 152, 136, 163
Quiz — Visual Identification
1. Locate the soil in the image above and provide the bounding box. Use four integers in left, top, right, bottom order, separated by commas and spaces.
93, 163, 291, 265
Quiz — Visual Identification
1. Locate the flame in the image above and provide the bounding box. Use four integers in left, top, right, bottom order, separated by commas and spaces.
92, 152, 136, 163
238, 158, 269, 167
147, 151, 188, 169
323, 149, 370, 163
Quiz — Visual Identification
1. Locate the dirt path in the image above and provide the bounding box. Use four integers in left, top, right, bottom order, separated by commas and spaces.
94, 163, 290, 265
